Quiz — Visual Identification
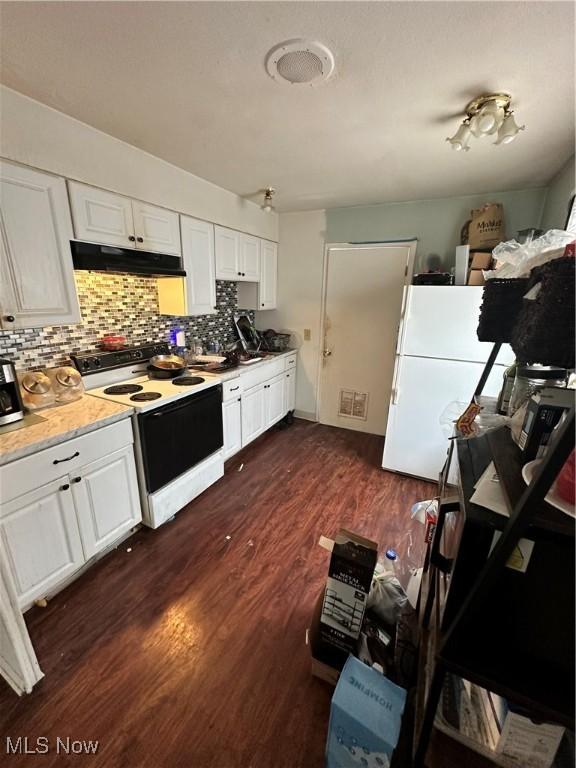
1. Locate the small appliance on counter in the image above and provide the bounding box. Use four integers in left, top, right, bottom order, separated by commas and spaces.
0, 358, 25, 426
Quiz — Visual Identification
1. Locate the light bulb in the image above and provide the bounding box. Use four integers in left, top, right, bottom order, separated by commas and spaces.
475, 102, 504, 135
495, 112, 525, 145
446, 121, 472, 152
261, 187, 276, 212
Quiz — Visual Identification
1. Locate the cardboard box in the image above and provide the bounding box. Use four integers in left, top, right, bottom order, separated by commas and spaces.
467, 269, 486, 286
468, 203, 505, 249
473, 686, 564, 768
319, 530, 378, 656
311, 656, 340, 687
469, 251, 493, 270
326, 656, 406, 768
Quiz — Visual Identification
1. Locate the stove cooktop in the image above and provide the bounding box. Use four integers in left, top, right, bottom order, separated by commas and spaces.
86, 371, 221, 412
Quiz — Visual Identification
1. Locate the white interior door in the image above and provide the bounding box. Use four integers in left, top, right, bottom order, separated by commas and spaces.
0, 557, 43, 695
319, 242, 416, 435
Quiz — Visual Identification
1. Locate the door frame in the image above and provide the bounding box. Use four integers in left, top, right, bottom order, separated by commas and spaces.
315, 240, 418, 425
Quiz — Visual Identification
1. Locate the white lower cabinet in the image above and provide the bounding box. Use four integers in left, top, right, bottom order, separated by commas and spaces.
0, 420, 142, 609
241, 384, 266, 447
285, 369, 296, 412
223, 398, 242, 460
72, 446, 141, 559
0, 479, 85, 609
265, 374, 285, 427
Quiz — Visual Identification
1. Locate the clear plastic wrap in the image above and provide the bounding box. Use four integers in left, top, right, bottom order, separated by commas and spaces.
483, 229, 573, 280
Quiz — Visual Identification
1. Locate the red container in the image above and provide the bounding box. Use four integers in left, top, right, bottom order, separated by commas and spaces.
100, 335, 127, 351
555, 448, 575, 506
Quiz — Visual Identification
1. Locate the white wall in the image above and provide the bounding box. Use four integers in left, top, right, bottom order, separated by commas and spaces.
256, 210, 326, 420
0, 86, 278, 241
326, 187, 547, 272
540, 155, 575, 231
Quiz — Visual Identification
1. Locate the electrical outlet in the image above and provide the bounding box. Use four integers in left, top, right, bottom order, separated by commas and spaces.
304, 328, 311, 341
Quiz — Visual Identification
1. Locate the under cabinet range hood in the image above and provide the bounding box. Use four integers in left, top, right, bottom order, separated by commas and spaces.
70, 241, 186, 277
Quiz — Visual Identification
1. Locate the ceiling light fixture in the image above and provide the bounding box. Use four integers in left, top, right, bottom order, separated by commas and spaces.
446, 93, 525, 151
261, 187, 276, 213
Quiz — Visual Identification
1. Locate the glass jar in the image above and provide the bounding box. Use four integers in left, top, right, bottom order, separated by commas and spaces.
508, 364, 568, 416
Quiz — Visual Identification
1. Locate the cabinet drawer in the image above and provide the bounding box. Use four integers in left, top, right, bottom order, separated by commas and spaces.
0, 418, 134, 504
240, 358, 285, 391
222, 377, 243, 402
284, 354, 297, 371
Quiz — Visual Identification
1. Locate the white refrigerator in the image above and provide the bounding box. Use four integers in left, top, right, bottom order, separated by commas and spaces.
382, 286, 514, 482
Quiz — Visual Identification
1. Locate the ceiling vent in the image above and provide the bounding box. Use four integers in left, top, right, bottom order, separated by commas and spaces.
265, 39, 335, 85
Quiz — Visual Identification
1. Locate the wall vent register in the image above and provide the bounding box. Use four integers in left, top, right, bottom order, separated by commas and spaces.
338, 390, 369, 420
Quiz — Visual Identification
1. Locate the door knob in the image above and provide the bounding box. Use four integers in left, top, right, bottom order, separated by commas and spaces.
323, 349, 332, 357
4, 315, 15, 323
137, 237, 144, 243
128, 235, 136, 242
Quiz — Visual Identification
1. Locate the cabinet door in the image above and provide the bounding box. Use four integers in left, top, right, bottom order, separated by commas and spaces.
0, 162, 81, 329
239, 233, 260, 281
132, 201, 181, 255
68, 181, 135, 248
72, 446, 142, 560
181, 216, 216, 315
215, 225, 240, 280
223, 398, 242, 460
285, 370, 296, 412
265, 374, 286, 428
259, 240, 278, 309
0, 479, 84, 608
241, 384, 266, 446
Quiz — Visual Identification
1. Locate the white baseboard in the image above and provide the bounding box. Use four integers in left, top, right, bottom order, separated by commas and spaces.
294, 409, 317, 422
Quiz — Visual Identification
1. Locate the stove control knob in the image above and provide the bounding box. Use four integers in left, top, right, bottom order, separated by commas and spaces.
133, 350, 143, 359
80, 359, 90, 371
93, 358, 102, 368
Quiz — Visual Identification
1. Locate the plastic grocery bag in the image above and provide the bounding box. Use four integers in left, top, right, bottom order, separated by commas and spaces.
367, 565, 408, 625
484, 229, 573, 280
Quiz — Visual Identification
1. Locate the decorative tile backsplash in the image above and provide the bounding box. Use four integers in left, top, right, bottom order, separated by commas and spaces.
0, 272, 254, 370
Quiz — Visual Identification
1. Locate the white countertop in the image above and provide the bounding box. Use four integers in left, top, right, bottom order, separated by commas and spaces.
215, 349, 297, 382
0, 396, 133, 466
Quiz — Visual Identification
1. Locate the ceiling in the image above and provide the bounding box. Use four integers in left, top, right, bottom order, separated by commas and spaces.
0, 1, 574, 211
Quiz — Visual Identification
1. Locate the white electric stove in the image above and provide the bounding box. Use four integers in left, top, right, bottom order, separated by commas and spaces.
71, 343, 225, 528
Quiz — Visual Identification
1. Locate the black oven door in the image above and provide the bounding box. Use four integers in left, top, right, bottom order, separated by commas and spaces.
137, 385, 223, 493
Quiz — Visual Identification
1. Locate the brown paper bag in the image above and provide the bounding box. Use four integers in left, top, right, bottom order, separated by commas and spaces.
468, 203, 505, 249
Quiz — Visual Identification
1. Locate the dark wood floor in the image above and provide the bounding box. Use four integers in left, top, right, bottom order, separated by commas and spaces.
1, 420, 455, 767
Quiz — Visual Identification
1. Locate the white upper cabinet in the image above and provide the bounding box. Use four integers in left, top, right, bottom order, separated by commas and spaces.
214, 225, 240, 280
239, 233, 260, 281
131, 200, 181, 255
68, 182, 181, 255
158, 216, 216, 316
259, 240, 278, 310
68, 182, 135, 248
215, 226, 263, 282
0, 162, 81, 330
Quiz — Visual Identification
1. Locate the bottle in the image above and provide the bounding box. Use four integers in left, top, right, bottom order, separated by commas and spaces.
192, 337, 203, 358
382, 548, 398, 575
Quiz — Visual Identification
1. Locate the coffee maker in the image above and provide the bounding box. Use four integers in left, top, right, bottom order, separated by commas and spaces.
0, 358, 25, 426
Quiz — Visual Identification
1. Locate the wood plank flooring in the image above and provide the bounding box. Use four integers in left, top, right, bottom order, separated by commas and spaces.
1, 420, 439, 767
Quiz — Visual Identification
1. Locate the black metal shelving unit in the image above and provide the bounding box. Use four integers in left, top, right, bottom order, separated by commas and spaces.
413, 342, 575, 767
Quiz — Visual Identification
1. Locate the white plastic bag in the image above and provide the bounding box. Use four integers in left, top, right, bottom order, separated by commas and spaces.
483, 229, 573, 280
367, 565, 408, 625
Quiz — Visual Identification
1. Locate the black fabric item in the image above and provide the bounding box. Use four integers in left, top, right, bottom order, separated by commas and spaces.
477, 277, 529, 342
511, 257, 575, 369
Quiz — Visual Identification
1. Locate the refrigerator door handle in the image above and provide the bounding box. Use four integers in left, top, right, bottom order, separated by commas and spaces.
391, 355, 402, 405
